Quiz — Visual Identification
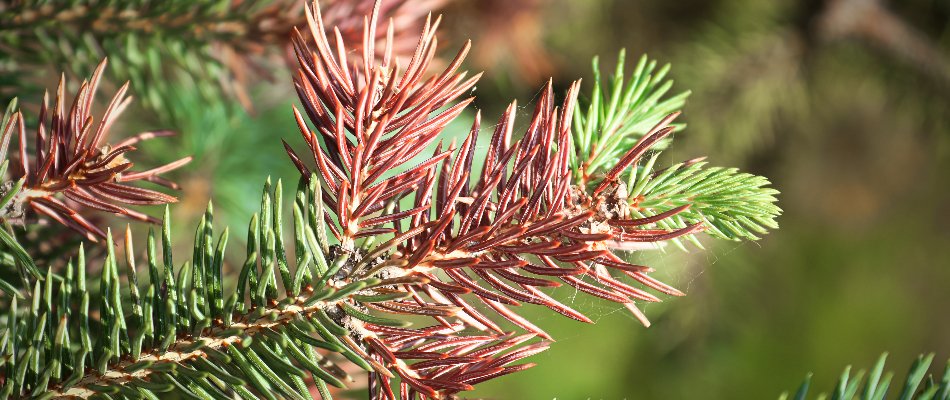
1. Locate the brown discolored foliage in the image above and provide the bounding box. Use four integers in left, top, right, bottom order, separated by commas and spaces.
0, 59, 190, 241
284, 1, 715, 396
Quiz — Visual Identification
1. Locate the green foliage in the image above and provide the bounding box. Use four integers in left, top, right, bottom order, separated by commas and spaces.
570, 51, 780, 248
626, 156, 781, 248
571, 50, 690, 186
0, 179, 365, 399
782, 354, 950, 400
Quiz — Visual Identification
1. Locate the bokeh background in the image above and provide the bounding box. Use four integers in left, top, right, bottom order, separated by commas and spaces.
3, 0, 950, 398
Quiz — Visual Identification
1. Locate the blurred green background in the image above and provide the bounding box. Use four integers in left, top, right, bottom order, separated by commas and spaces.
4, 0, 950, 398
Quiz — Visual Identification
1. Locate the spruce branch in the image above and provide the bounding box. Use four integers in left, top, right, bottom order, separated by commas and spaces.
0, 179, 543, 399
622, 156, 782, 248
0, 0, 784, 398
0, 0, 301, 110
0, 59, 189, 242
571, 50, 781, 249
282, 0, 780, 362
571, 50, 691, 188
782, 353, 950, 400
0, 0, 450, 112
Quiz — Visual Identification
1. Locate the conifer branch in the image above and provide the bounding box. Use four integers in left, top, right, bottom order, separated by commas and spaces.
282, 0, 781, 357
571, 50, 691, 188
571, 49, 781, 249
783, 353, 950, 400
623, 157, 782, 248
0, 1, 783, 398
0, 0, 449, 111
0, 59, 189, 243
0, 179, 543, 399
